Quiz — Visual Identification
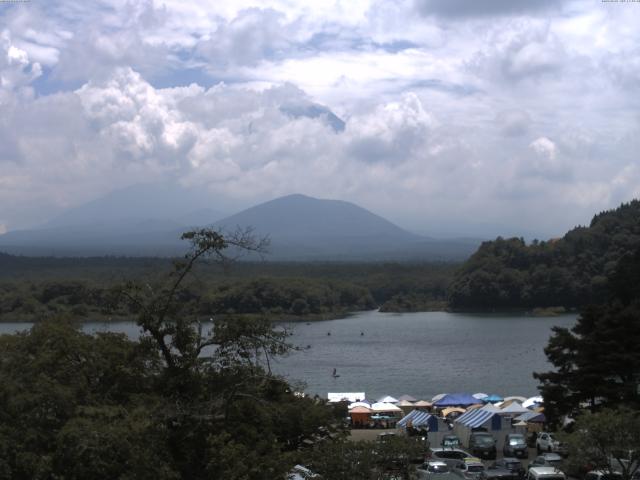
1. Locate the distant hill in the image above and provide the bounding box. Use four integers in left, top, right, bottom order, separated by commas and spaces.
0, 191, 480, 260
448, 200, 640, 309
213, 194, 479, 261
0, 183, 224, 256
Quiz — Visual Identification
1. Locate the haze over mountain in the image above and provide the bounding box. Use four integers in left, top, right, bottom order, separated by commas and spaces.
0, 188, 480, 260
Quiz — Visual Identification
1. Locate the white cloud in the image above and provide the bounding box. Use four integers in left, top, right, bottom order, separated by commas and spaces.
0, 0, 639, 239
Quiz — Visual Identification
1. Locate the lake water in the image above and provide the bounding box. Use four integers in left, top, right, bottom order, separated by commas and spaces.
0, 310, 575, 401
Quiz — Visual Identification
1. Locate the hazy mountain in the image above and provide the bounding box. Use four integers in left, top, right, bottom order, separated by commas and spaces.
0, 183, 225, 256
214, 194, 480, 260
0, 191, 480, 260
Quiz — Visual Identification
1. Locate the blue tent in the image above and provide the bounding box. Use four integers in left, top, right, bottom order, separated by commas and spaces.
484, 394, 504, 403
455, 409, 503, 430
515, 411, 546, 423
398, 410, 439, 431
433, 393, 480, 407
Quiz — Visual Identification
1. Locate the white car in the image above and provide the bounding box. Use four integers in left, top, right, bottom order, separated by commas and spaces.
416, 460, 451, 480
536, 433, 568, 455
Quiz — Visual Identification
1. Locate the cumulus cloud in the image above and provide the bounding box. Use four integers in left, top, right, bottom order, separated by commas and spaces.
0, 0, 639, 239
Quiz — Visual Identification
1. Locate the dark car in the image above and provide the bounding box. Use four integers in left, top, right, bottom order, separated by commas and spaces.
528, 453, 563, 471
493, 457, 525, 479
481, 466, 519, 480
469, 432, 497, 460
504, 434, 528, 459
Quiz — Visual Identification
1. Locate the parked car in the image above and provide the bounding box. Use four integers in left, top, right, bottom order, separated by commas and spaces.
469, 432, 497, 460
451, 458, 486, 480
584, 471, 623, 480
416, 460, 452, 479
527, 467, 566, 480
536, 433, 568, 456
528, 453, 563, 471
442, 435, 462, 448
504, 433, 528, 459
481, 466, 519, 480
492, 457, 526, 479
429, 447, 475, 461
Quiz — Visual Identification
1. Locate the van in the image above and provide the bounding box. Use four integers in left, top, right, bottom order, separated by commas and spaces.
527, 467, 566, 480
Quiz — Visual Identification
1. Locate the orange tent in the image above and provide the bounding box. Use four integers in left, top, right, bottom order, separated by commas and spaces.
350, 406, 372, 425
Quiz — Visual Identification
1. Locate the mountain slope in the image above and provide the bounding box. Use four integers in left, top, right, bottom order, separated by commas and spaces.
448, 199, 640, 309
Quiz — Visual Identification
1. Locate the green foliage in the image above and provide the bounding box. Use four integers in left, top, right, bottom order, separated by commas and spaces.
449, 200, 640, 309
534, 249, 640, 425
560, 408, 640, 480
0, 229, 342, 479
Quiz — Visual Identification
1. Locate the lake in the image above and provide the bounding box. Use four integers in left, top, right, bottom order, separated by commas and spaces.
0, 310, 575, 401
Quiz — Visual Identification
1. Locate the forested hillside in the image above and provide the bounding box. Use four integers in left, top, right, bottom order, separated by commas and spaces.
448, 200, 640, 309
0, 256, 455, 321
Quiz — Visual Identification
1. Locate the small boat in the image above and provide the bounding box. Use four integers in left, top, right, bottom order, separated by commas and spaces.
332, 368, 340, 378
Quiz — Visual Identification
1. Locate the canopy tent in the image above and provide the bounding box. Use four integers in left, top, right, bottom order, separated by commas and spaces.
349, 406, 372, 425
396, 400, 417, 415
473, 393, 489, 400
328, 392, 365, 403
454, 408, 511, 450
499, 402, 530, 414
398, 394, 417, 402
371, 402, 402, 413
484, 394, 504, 403
481, 404, 502, 413
398, 410, 439, 430
431, 393, 447, 403
433, 393, 480, 407
441, 407, 466, 418
348, 401, 371, 409
522, 396, 543, 409
377, 395, 399, 404
503, 396, 527, 403
414, 400, 432, 409
465, 404, 484, 411
515, 411, 546, 423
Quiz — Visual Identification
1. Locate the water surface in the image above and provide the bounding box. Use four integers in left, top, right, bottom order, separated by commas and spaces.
0, 310, 575, 401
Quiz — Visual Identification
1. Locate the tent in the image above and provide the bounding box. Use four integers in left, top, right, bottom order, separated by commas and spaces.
398, 409, 451, 446
453, 408, 511, 450
398, 410, 438, 429
503, 396, 527, 403
348, 401, 371, 409
473, 393, 489, 400
441, 407, 466, 418
499, 402, 530, 415
371, 402, 402, 413
328, 392, 365, 403
515, 411, 546, 423
414, 400, 432, 409
398, 394, 417, 402
523, 396, 543, 409
484, 394, 504, 403
377, 395, 399, 404
396, 400, 417, 415
431, 393, 448, 403
433, 393, 480, 407
349, 406, 372, 426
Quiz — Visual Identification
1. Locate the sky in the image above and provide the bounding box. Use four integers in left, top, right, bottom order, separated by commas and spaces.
1, 0, 639, 238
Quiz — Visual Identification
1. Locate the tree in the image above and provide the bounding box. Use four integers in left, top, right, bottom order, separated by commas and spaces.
534, 249, 640, 425
0, 228, 340, 479
560, 408, 640, 480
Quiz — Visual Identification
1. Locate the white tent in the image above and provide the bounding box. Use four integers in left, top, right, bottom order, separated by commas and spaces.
377, 395, 399, 404
473, 393, 489, 400
348, 401, 371, 409
431, 393, 447, 403
398, 394, 417, 402
523, 396, 543, 409
328, 392, 365, 403
500, 402, 530, 414
371, 402, 403, 413
503, 396, 527, 403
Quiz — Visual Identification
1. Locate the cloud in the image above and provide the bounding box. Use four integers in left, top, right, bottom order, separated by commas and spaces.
414, 0, 564, 18
496, 109, 531, 136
